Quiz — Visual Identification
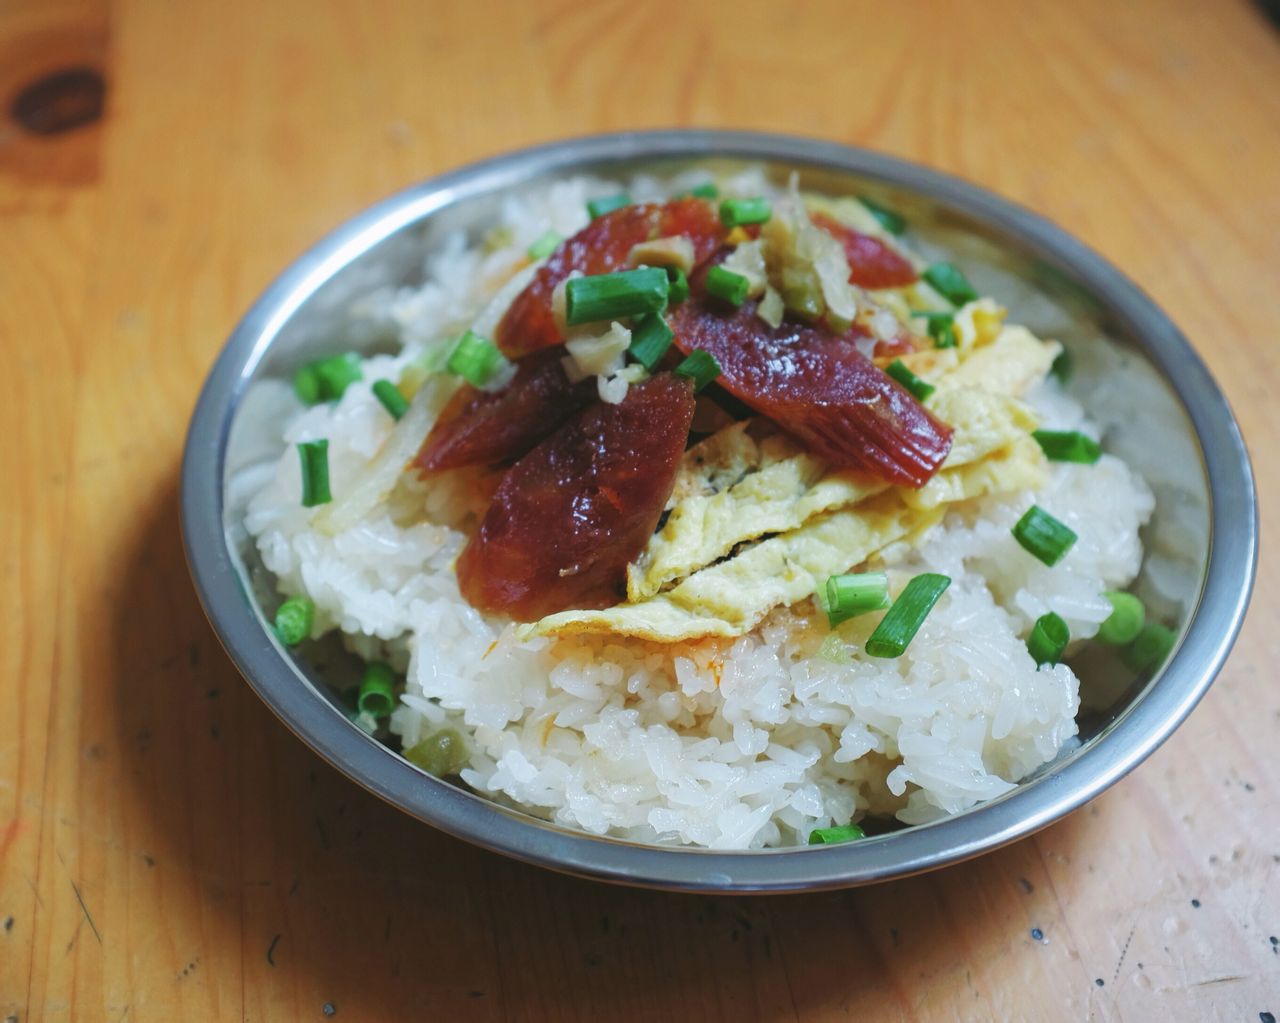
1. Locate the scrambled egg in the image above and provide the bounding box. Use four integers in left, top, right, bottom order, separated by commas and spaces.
627, 387, 1036, 603
520, 299, 1059, 643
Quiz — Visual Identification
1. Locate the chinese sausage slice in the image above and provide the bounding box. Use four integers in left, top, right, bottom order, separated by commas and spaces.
495, 198, 725, 356
414, 347, 595, 472
456, 374, 697, 619
669, 269, 953, 489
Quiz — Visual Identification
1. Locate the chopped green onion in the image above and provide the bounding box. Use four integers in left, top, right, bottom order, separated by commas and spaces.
1011, 505, 1077, 566
886, 358, 935, 402
526, 230, 562, 261
1050, 347, 1073, 384
824, 571, 890, 628
689, 183, 719, 199
273, 595, 315, 646
704, 265, 750, 306
293, 353, 363, 405
666, 266, 689, 305
922, 262, 979, 306
858, 195, 907, 235
587, 192, 631, 219
628, 313, 674, 370
1032, 429, 1101, 464
1121, 622, 1177, 673
673, 349, 721, 392
565, 267, 669, 326
1098, 591, 1145, 645
293, 365, 321, 404
1028, 612, 1070, 666
446, 330, 508, 387
718, 197, 772, 228
865, 573, 951, 659
809, 823, 865, 845
371, 379, 409, 420
404, 728, 469, 777
297, 439, 332, 507
915, 311, 956, 349
356, 661, 396, 719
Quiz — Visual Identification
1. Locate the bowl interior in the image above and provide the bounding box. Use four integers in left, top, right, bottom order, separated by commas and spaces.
197, 138, 1243, 890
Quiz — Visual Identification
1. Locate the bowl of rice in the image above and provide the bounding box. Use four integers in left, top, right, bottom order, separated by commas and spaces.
182, 130, 1256, 892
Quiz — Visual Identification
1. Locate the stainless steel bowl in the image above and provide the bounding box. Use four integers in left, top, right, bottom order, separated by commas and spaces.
181, 130, 1257, 892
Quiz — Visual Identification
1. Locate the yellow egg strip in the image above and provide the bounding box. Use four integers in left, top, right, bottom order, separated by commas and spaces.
523, 432, 1047, 643
628, 387, 1038, 602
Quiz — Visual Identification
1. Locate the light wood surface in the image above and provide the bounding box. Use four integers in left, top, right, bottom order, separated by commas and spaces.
3, 0, 1278, 1019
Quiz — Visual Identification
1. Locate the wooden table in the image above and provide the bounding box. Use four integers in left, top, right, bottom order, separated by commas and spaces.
3, 0, 1277, 1018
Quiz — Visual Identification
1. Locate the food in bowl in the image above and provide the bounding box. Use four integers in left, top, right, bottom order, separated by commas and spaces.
240, 168, 1173, 849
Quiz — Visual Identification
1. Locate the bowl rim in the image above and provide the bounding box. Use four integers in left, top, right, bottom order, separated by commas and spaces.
181, 129, 1257, 892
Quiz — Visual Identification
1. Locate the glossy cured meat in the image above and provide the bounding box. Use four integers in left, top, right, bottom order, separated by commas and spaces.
456, 375, 697, 619
811, 212, 918, 289
414, 347, 595, 472
495, 199, 725, 356
669, 270, 952, 488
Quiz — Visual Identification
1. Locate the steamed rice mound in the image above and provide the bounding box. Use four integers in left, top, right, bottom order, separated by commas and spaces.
242, 172, 1154, 850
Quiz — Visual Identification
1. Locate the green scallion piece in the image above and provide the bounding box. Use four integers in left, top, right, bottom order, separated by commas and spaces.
824, 571, 890, 628
923, 261, 979, 306
809, 823, 866, 845
587, 192, 631, 219
1050, 347, 1073, 384
673, 349, 721, 392
356, 661, 396, 719
273, 595, 315, 646
293, 353, 363, 405
446, 330, 507, 387
1028, 611, 1070, 666
293, 365, 321, 404
719, 197, 772, 228
628, 313, 674, 370
915, 311, 956, 349
689, 182, 719, 199
858, 195, 907, 235
526, 229, 562, 261
865, 573, 951, 659
1011, 505, 1077, 566
1099, 591, 1146, 646
565, 267, 669, 326
886, 358, 935, 402
704, 264, 750, 306
404, 728, 469, 777
297, 439, 332, 507
371, 379, 409, 420
1032, 429, 1101, 464
1121, 622, 1177, 673
666, 266, 690, 305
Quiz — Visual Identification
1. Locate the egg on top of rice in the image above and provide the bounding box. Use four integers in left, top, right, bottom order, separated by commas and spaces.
244, 170, 1158, 850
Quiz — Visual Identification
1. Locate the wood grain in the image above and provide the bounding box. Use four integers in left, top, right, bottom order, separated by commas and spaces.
2, 0, 1278, 1019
